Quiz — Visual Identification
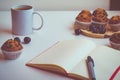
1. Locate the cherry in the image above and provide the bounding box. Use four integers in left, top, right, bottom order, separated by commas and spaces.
74, 29, 81, 35
14, 37, 21, 43
24, 37, 31, 44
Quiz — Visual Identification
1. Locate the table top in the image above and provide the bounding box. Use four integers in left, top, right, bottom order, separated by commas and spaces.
0, 11, 120, 80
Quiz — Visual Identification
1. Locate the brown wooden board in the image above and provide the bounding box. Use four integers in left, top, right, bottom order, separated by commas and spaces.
74, 21, 120, 38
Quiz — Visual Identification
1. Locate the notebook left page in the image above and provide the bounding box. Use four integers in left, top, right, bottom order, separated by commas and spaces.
26, 39, 96, 74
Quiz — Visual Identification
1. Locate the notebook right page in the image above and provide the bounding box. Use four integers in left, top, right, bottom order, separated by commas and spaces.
89, 46, 120, 80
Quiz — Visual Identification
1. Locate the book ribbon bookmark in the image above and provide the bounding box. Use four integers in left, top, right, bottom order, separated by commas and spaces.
87, 56, 96, 80
109, 65, 120, 80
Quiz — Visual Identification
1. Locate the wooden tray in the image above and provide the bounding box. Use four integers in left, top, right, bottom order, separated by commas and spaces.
74, 21, 120, 38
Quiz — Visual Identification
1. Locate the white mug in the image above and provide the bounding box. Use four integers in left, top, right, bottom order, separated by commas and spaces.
11, 5, 43, 35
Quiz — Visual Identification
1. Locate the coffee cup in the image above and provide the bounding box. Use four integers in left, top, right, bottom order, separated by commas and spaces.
11, 5, 43, 35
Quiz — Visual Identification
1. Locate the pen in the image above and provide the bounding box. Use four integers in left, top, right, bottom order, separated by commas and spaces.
87, 56, 96, 80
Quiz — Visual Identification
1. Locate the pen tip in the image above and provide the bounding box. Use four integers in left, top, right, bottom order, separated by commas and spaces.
87, 56, 95, 67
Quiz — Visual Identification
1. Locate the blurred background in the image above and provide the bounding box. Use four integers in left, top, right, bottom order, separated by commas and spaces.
0, 0, 109, 11
0, 0, 119, 11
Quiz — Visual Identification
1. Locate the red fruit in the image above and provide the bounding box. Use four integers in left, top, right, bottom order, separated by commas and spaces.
75, 29, 81, 35
24, 37, 31, 44
14, 37, 21, 43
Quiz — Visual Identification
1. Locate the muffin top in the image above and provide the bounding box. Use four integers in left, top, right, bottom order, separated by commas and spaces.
109, 15, 120, 24
92, 8, 108, 17
92, 8, 108, 22
76, 10, 92, 22
1, 39, 23, 51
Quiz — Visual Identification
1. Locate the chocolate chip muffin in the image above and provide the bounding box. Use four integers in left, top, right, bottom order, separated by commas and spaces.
75, 10, 92, 30
1, 39, 23, 60
89, 8, 108, 34
109, 15, 120, 32
109, 33, 120, 50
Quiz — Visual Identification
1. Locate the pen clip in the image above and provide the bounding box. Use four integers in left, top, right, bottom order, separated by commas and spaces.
87, 56, 95, 67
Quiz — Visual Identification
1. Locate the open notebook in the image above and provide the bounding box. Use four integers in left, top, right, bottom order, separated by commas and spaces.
26, 39, 120, 80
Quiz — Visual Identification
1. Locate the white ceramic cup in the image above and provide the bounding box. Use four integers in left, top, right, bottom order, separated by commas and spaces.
11, 5, 43, 35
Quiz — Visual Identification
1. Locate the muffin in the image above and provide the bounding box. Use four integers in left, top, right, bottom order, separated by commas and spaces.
109, 15, 120, 32
90, 8, 108, 34
109, 33, 120, 50
75, 10, 92, 30
1, 39, 23, 60
76, 10, 92, 22
92, 8, 108, 23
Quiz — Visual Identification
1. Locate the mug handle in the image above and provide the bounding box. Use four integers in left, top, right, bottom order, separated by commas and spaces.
32, 12, 43, 30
